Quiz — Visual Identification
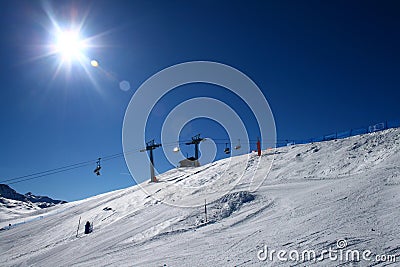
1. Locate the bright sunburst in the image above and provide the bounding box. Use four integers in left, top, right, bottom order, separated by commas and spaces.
38, 3, 101, 77
49, 26, 90, 69
55, 30, 85, 61
28, 2, 111, 90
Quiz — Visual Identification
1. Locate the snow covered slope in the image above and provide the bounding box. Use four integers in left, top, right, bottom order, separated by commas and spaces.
0, 128, 399, 266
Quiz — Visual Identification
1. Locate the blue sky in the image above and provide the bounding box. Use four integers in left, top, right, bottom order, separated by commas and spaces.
0, 0, 399, 201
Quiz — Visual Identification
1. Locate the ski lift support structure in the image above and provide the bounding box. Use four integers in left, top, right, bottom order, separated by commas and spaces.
185, 134, 205, 160
140, 139, 162, 182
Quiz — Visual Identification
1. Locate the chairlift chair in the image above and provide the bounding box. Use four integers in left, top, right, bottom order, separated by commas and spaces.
224, 143, 230, 154
93, 158, 101, 176
234, 139, 241, 150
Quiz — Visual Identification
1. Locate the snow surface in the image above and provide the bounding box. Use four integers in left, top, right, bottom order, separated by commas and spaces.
0, 128, 399, 266
0, 198, 45, 221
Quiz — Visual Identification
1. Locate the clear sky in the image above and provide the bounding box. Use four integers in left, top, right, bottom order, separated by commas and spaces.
0, 0, 399, 201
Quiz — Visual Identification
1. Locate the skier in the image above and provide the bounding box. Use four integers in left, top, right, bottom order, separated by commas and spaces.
84, 221, 91, 234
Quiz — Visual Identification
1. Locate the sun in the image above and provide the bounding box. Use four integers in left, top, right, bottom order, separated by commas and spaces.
35, 2, 108, 84
54, 30, 85, 61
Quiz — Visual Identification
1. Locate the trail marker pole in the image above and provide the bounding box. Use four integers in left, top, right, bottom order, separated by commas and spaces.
205, 199, 207, 223
76, 216, 81, 237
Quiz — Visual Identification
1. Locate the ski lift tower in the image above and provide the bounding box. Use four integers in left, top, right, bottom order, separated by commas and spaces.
185, 134, 205, 160
140, 139, 162, 182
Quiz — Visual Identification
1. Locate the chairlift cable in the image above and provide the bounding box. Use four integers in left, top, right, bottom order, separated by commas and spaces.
0, 147, 144, 185
0, 137, 286, 185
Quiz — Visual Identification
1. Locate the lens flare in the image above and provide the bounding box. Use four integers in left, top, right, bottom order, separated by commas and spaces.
90, 60, 99, 67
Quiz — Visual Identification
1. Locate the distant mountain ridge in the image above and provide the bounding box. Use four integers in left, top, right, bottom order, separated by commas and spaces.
0, 184, 66, 208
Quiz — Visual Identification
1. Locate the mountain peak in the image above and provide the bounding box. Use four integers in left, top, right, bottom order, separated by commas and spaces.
0, 184, 66, 209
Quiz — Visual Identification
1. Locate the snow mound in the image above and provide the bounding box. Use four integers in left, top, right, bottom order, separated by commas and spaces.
212, 191, 255, 221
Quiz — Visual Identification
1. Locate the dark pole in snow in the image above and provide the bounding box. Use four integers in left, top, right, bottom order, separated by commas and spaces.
76, 216, 81, 237
205, 199, 207, 223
